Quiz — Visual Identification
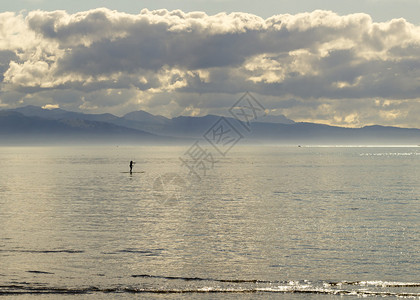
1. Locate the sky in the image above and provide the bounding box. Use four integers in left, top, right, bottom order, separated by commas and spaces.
1, 1, 420, 128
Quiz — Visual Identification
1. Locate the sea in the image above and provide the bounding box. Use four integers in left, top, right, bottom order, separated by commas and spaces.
0, 145, 419, 299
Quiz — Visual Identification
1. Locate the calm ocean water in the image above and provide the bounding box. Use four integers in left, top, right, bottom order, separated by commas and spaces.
0, 145, 419, 299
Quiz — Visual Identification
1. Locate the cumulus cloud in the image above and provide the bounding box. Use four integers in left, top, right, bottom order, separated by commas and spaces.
1, 8, 420, 127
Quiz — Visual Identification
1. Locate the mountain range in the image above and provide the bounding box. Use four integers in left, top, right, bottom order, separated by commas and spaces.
1, 105, 420, 145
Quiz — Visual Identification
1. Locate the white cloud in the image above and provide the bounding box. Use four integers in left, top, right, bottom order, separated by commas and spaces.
42, 103, 59, 109
1, 8, 420, 127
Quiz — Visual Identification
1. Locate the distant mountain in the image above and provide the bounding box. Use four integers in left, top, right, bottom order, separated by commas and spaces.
12, 105, 119, 123
160, 115, 226, 138
0, 110, 167, 145
7, 106, 171, 135
252, 113, 294, 124
246, 122, 420, 144
2, 105, 420, 145
6, 106, 246, 139
123, 110, 169, 124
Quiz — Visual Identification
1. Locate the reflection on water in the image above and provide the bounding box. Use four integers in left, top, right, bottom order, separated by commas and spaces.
0, 145, 419, 298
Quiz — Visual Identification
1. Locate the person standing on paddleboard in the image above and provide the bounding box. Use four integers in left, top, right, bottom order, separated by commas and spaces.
130, 161, 135, 174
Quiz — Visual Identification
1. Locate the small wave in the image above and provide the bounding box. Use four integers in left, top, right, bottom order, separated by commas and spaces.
256, 287, 420, 297
0, 286, 101, 295
328, 280, 420, 287
26, 271, 54, 275
0, 285, 419, 297
102, 249, 164, 256
131, 274, 274, 283
1, 277, 419, 297
0, 249, 84, 254
119, 248, 163, 255
360, 152, 420, 156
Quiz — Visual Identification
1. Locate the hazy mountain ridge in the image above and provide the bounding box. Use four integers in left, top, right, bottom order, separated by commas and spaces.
2, 106, 420, 145
0, 110, 166, 144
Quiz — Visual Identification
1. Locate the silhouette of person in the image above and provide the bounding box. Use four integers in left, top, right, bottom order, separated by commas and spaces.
130, 161, 134, 174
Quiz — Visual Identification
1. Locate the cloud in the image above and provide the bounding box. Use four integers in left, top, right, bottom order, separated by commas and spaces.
42, 103, 59, 109
1, 8, 420, 127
